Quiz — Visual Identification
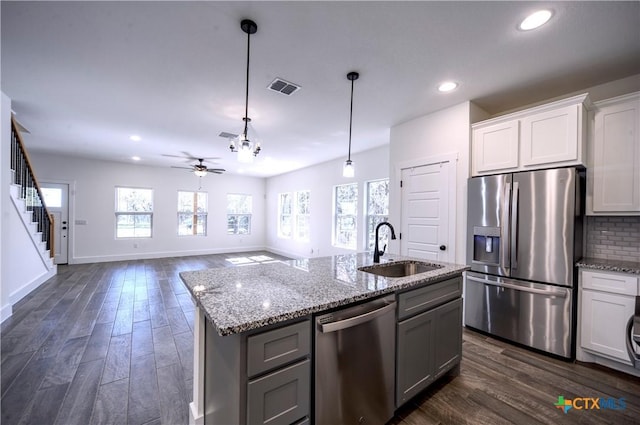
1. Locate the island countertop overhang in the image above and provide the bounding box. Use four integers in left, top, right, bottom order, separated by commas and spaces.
179, 252, 469, 336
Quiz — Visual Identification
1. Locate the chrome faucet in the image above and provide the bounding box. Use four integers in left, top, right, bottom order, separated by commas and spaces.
373, 222, 397, 263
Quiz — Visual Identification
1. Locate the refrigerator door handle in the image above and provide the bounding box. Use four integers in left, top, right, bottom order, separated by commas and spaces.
511, 181, 519, 271
500, 182, 511, 269
466, 275, 568, 298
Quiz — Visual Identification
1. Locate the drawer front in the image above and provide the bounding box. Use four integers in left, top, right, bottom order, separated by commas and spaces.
581, 270, 639, 296
397, 277, 462, 320
247, 359, 310, 425
247, 320, 311, 377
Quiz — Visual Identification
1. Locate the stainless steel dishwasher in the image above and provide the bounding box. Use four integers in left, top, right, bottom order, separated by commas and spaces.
315, 295, 396, 425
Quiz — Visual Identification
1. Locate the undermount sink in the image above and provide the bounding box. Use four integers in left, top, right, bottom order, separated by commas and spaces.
358, 261, 443, 278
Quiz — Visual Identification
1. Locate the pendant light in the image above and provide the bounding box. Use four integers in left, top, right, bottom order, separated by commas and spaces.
229, 19, 261, 163
343, 71, 359, 178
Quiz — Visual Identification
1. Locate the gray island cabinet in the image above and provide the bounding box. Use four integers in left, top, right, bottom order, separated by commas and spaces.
179, 253, 468, 425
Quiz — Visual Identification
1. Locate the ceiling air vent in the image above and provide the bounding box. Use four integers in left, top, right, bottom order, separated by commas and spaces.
268, 78, 301, 96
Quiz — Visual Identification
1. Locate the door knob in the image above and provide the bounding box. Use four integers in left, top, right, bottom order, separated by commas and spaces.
439, 245, 446, 251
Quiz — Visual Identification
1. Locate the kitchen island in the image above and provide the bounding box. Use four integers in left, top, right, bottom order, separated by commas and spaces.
180, 252, 468, 425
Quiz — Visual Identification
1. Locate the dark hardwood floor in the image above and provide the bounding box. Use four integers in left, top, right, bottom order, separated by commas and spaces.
2, 252, 639, 425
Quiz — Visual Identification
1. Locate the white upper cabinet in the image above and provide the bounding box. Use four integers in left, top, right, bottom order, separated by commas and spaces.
471, 94, 589, 176
521, 103, 580, 166
472, 120, 519, 175
588, 92, 640, 215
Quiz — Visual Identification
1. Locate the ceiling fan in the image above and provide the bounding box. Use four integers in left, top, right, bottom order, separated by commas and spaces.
171, 158, 225, 176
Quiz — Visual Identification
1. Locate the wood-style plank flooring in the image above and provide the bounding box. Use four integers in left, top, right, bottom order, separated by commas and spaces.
2, 251, 640, 425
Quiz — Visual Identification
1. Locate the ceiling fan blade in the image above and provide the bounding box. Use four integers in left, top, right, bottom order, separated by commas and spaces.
171, 166, 193, 170
162, 154, 189, 159
207, 168, 225, 173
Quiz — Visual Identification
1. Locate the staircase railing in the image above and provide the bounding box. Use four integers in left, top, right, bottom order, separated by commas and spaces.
10, 117, 55, 258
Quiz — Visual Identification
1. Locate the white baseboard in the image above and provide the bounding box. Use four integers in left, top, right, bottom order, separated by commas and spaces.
264, 246, 305, 259
9, 266, 57, 305
0, 303, 13, 324
189, 402, 204, 425
70, 246, 268, 264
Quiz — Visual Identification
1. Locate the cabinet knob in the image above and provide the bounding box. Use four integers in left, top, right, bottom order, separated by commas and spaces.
439, 245, 446, 251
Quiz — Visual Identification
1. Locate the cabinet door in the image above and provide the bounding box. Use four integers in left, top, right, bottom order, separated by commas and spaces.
472, 120, 519, 175
396, 308, 435, 407
433, 298, 463, 378
247, 359, 310, 425
521, 104, 580, 167
592, 94, 640, 212
580, 290, 635, 364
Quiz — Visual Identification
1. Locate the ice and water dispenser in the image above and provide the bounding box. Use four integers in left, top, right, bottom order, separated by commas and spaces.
472, 226, 501, 265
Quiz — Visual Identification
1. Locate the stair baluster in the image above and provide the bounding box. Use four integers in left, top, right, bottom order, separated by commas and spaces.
9, 117, 55, 258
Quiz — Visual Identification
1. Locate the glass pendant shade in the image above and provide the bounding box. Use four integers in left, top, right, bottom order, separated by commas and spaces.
194, 169, 207, 177
343, 159, 355, 178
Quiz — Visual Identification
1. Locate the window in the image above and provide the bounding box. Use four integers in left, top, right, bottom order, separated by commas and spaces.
178, 191, 208, 236
334, 183, 358, 249
115, 187, 153, 238
278, 191, 310, 241
278, 193, 293, 238
366, 179, 390, 250
227, 194, 252, 235
295, 190, 310, 241
41, 187, 62, 208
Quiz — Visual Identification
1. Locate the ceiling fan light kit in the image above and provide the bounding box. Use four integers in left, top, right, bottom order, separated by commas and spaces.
229, 19, 261, 163
343, 71, 359, 178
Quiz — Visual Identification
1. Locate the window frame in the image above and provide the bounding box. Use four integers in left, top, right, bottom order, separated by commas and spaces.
295, 190, 311, 242
333, 183, 358, 250
177, 190, 208, 237
115, 186, 154, 239
278, 192, 293, 239
227, 193, 253, 235
365, 178, 390, 251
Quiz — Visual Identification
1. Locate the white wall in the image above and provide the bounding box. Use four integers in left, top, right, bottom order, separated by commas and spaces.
1, 91, 10, 321
389, 101, 479, 264
29, 153, 267, 263
265, 146, 390, 259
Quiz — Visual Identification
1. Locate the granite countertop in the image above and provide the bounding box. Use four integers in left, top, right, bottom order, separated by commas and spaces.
577, 257, 640, 275
180, 252, 469, 336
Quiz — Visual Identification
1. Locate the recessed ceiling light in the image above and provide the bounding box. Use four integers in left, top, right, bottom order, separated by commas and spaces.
132, 156, 141, 161
130, 135, 141, 142
438, 81, 459, 92
519, 10, 552, 31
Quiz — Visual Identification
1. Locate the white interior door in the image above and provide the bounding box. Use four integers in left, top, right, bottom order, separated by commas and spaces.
40, 182, 69, 264
400, 162, 451, 262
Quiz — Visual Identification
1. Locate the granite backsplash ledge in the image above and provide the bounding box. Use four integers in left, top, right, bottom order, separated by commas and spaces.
585, 216, 640, 262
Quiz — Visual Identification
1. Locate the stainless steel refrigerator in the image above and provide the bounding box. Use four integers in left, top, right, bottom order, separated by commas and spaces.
465, 167, 584, 359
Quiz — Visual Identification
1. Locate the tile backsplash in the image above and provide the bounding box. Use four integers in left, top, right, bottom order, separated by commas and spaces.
585, 216, 640, 262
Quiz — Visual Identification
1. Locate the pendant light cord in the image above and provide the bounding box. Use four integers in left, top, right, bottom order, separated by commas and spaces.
243, 27, 251, 137
348, 78, 354, 161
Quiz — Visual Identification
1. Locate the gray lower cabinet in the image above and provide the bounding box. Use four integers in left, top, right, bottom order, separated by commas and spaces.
434, 298, 463, 378
396, 306, 436, 405
247, 359, 310, 425
396, 278, 463, 408
204, 318, 311, 425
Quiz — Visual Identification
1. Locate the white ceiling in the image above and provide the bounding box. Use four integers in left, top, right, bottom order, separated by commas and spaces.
2, 1, 639, 177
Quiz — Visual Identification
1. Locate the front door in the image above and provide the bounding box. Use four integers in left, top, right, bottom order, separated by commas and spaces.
40, 182, 69, 264
400, 162, 451, 262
